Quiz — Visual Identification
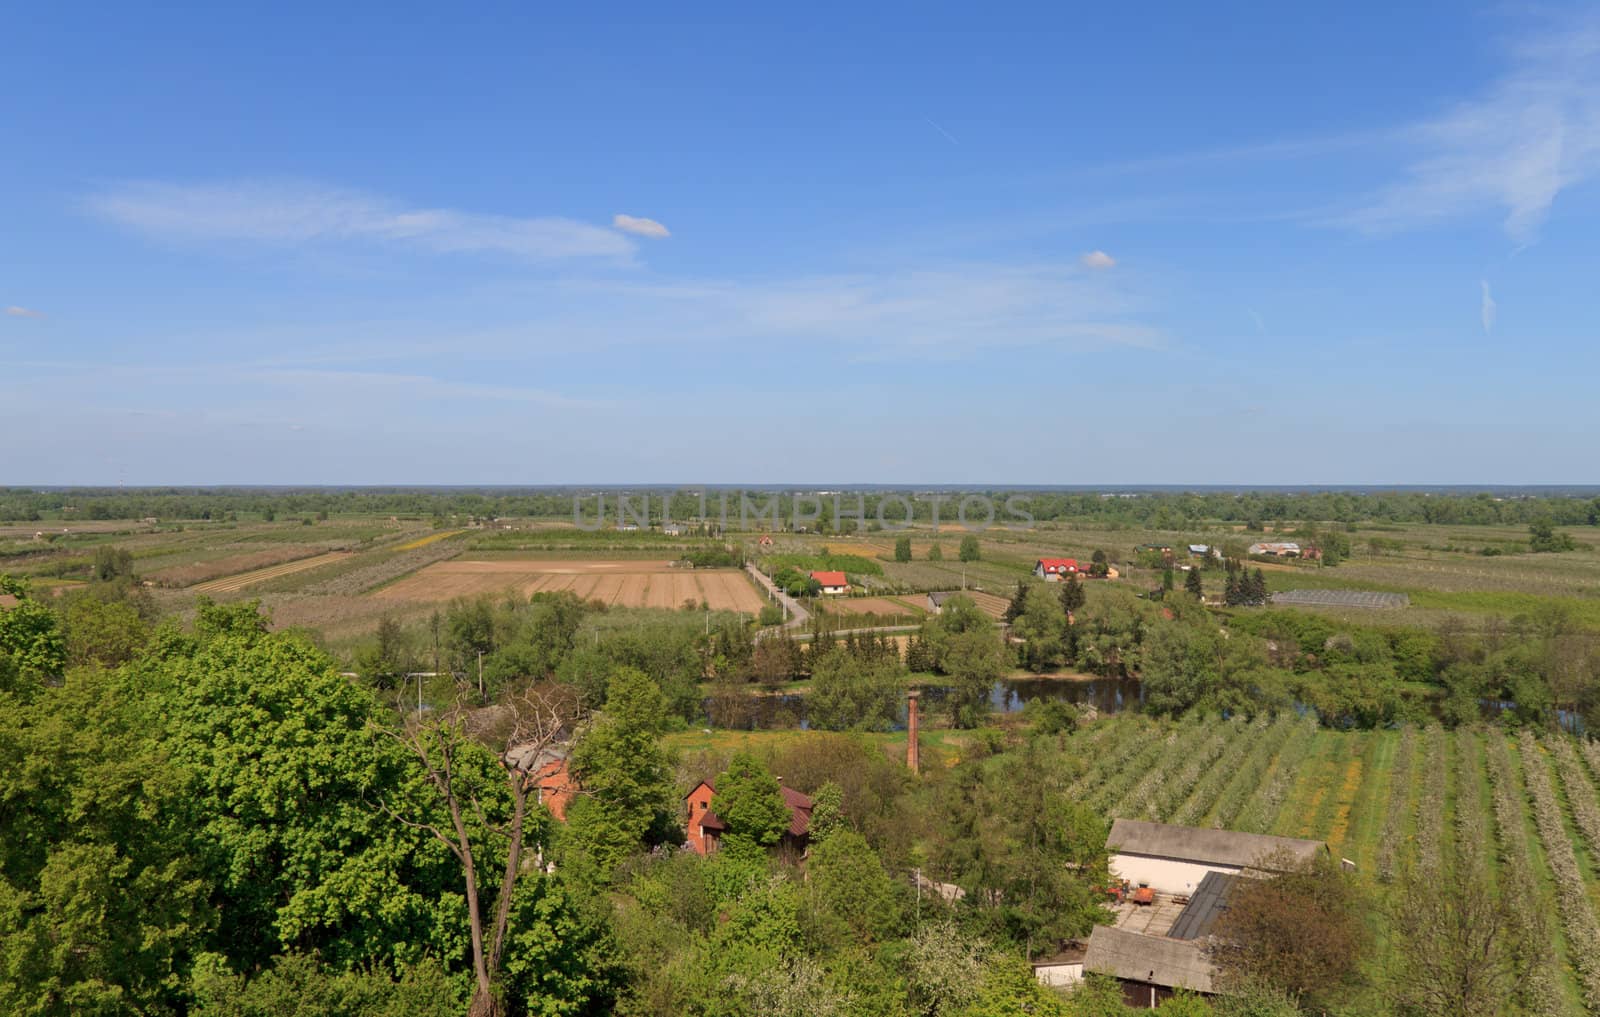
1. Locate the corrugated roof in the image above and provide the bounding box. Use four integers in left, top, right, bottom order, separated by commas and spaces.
1083, 925, 1215, 993
1108, 818, 1325, 870
1169, 871, 1237, 941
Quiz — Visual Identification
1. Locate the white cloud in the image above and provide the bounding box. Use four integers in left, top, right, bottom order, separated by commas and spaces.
1079, 250, 1116, 270
612, 214, 670, 239
1340, 17, 1600, 244
84, 180, 636, 260
1481, 280, 1497, 334
4, 306, 44, 318
529, 261, 1163, 354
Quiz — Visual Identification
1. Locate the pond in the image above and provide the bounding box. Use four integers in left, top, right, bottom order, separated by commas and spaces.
703, 675, 1144, 730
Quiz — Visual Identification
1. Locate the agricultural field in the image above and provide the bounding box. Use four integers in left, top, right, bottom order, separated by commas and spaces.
371, 558, 767, 613
189, 551, 356, 594
1059, 715, 1600, 1012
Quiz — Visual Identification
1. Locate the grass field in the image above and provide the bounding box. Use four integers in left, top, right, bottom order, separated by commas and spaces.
371, 559, 767, 612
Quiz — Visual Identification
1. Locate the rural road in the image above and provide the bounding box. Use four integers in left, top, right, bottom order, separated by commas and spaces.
745, 564, 809, 633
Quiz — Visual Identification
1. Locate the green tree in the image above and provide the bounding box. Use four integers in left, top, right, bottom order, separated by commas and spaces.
920, 595, 1006, 726
1003, 580, 1030, 623
1529, 518, 1577, 552
62, 593, 150, 668
927, 542, 944, 561
894, 536, 912, 563
807, 647, 902, 731
803, 829, 903, 947
958, 535, 980, 562
0, 582, 66, 685
0, 664, 209, 1016
1012, 585, 1069, 672
91, 545, 135, 582
1059, 573, 1087, 615
710, 754, 791, 858
1184, 567, 1204, 599
150, 627, 463, 973
566, 668, 677, 875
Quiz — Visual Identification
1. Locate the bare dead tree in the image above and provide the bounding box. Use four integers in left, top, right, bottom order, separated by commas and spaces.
373, 683, 584, 1017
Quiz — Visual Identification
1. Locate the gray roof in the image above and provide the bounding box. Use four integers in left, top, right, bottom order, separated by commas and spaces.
1169, 871, 1237, 941
927, 591, 958, 606
1108, 818, 1326, 870
1083, 925, 1215, 993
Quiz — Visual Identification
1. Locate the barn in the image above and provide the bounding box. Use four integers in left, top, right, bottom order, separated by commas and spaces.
1106, 818, 1328, 896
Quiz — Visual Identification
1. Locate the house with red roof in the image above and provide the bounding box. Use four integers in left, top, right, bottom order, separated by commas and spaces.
684, 780, 814, 858
810, 570, 849, 594
1034, 557, 1079, 581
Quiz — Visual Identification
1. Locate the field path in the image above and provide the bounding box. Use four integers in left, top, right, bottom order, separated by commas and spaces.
191, 552, 354, 594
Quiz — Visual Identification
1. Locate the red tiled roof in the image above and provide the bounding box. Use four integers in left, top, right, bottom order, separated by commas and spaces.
811, 570, 848, 586
1036, 558, 1078, 571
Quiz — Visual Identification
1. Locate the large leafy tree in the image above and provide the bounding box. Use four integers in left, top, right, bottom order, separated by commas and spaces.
566, 667, 677, 875
710, 754, 791, 859
806, 648, 902, 731
145, 618, 463, 973
0, 578, 66, 689
0, 663, 207, 1017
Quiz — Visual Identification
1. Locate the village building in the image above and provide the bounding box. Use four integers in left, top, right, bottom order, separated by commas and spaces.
684, 780, 814, 858
810, 570, 849, 595
1081, 924, 1215, 1008
1107, 817, 1329, 897
1033, 557, 1079, 581
926, 591, 960, 613
1246, 541, 1301, 557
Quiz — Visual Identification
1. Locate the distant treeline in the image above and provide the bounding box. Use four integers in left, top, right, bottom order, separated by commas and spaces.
6, 487, 1600, 529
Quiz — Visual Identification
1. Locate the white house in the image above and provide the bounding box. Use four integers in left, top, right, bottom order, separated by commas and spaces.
1033, 557, 1079, 581
810, 570, 849, 595
1106, 818, 1328, 897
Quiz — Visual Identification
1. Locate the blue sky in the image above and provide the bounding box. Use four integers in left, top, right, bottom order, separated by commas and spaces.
4, 3, 1600, 484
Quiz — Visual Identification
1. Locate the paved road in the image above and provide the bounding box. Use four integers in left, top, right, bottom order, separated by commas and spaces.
745, 563, 809, 633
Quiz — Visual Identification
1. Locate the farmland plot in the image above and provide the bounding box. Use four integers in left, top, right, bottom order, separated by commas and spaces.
189, 552, 356, 594
372, 559, 766, 613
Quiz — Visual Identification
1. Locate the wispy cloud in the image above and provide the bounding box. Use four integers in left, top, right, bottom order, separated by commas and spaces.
4, 306, 44, 318
612, 213, 670, 238
1480, 280, 1497, 334
1079, 250, 1116, 270
532, 261, 1165, 355
1339, 16, 1600, 244
923, 117, 960, 145
84, 180, 636, 260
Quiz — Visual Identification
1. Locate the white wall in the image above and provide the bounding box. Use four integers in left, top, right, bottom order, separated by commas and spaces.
1109, 853, 1240, 896
1033, 962, 1083, 988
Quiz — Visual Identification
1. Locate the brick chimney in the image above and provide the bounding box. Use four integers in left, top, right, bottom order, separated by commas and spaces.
906, 693, 920, 774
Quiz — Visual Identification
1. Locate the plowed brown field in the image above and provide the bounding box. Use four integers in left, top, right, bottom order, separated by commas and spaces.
371, 559, 766, 613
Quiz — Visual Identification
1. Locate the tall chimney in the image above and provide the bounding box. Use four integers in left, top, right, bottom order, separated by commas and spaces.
907, 693, 920, 774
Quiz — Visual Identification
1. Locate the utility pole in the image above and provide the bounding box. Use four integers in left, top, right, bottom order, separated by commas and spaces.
477, 649, 484, 702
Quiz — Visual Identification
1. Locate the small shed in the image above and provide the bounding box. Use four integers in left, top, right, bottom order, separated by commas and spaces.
1031, 941, 1087, 989
927, 591, 958, 613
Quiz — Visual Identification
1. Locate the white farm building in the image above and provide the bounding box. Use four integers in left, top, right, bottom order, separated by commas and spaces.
1106, 818, 1328, 897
